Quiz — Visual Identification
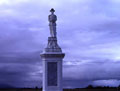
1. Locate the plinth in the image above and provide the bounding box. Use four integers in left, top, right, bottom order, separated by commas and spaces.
40, 37, 65, 91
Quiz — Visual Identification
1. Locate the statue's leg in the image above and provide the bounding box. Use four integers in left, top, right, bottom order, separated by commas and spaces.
51, 26, 54, 37
53, 26, 56, 37
49, 25, 56, 37
49, 26, 53, 37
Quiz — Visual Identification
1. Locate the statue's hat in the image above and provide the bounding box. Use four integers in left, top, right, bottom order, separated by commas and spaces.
50, 8, 55, 12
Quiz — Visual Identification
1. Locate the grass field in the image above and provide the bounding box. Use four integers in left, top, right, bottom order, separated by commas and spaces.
0, 88, 119, 91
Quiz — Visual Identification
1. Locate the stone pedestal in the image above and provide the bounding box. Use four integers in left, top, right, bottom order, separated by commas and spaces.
40, 37, 65, 91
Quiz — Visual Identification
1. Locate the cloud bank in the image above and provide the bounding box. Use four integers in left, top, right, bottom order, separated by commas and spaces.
0, 0, 120, 88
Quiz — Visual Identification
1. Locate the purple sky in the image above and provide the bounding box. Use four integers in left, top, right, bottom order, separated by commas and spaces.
0, 0, 120, 88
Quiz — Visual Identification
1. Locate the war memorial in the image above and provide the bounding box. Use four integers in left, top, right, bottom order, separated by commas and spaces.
40, 8, 65, 91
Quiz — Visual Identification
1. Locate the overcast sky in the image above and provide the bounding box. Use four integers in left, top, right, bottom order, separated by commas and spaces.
0, 0, 120, 88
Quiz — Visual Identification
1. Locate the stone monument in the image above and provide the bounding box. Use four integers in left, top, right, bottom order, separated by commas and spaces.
40, 8, 65, 91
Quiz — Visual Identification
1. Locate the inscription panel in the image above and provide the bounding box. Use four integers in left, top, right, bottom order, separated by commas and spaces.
47, 62, 57, 86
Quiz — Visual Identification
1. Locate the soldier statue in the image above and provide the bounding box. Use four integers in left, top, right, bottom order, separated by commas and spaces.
48, 8, 57, 37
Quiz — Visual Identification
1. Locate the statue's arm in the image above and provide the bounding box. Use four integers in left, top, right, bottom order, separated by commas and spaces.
48, 15, 50, 22
55, 15, 57, 21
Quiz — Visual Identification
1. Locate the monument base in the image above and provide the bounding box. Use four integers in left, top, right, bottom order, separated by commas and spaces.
41, 37, 65, 91
41, 53, 64, 91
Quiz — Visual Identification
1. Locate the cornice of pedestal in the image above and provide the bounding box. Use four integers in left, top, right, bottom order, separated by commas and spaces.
40, 52, 65, 59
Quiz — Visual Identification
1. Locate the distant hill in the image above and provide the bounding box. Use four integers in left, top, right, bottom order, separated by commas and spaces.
0, 84, 15, 88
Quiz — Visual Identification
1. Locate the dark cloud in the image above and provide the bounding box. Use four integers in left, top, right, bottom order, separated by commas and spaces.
0, 52, 42, 87
63, 59, 120, 87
